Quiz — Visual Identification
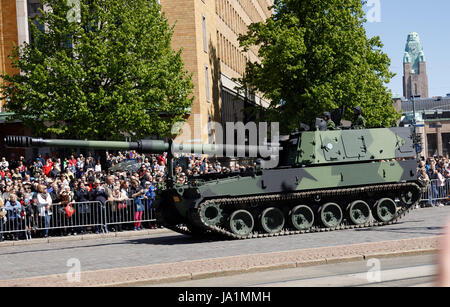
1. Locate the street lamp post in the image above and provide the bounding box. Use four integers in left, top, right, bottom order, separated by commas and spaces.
411, 95, 422, 157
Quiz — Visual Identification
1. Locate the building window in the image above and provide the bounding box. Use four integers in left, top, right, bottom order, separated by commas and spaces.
202, 15, 208, 53
427, 134, 437, 157
208, 115, 214, 144
205, 65, 211, 102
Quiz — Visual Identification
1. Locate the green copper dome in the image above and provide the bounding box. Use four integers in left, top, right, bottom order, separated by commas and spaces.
404, 32, 425, 74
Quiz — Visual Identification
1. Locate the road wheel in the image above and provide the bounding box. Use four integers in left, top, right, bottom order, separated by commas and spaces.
373, 198, 397, 222
319, 203, 343, 228
348, 200, 371, 225
260, 207, 285, 234
290, 205, 314, 230
229, 210, 254, 237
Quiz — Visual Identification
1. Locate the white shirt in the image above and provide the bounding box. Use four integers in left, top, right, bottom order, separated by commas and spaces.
37, 193, 53, 216
0, 160, 8, 170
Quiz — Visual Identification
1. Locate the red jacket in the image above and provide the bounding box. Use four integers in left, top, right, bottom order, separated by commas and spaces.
43, 163, 53, 176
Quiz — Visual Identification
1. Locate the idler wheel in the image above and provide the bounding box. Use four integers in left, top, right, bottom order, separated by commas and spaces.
373, 198, 397, 222
319, 203, 343, 228
260, 207, 285, 234
399, 186, 421, 206
348, 200, 371, 225
290, 205, 314, 230
199, 202, 223, 227
229, 210, 254, 237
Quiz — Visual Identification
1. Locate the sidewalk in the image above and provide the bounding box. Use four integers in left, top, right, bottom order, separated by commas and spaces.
0, 227, 171, 247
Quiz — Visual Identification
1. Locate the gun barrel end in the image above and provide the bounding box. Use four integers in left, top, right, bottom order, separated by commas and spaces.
4, 136, 43, 148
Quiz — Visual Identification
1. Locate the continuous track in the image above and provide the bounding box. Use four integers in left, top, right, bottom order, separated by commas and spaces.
159, 182, 422, 240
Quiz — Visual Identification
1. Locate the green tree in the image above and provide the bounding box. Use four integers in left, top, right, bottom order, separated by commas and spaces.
0, 0, 193, 140
238, 0, 398, 133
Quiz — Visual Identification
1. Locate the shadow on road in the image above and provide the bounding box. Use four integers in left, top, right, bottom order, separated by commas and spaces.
124, 233, 228, 246
355, 225, 443, 236
0, 233, 221, 257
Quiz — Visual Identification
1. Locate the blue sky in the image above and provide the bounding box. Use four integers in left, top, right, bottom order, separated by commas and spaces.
363, 0, 450, 98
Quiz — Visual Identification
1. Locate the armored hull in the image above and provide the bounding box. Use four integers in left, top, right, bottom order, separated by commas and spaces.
5, 126, 423, 240
156, 159, 421, 239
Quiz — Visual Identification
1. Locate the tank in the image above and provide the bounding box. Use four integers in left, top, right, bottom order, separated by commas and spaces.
4, 126, 423, 240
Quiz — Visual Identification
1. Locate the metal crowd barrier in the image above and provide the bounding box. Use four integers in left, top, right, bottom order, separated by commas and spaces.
0, 198, 157, 241
0, 210, 25, 239
104, 198, 156, 230
420, 179, 450, 206
49, 201, 105, 233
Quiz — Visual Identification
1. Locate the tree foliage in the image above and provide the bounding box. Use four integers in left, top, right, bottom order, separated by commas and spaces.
0, 0, 193, 140
238, 0, 399, 133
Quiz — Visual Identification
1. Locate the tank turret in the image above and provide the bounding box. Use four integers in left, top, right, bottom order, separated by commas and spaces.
4, 126, 423, 240
278, 127, 416, 167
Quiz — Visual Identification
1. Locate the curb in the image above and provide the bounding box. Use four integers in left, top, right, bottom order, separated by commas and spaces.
108, 248, 438, 287
0, 236, 440, 287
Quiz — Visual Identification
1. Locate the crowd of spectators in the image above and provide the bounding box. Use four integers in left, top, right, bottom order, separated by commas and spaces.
1, 149, 245, 241
417, 155, 450, 208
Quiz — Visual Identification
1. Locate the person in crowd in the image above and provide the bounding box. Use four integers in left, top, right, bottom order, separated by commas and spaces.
95, 160, 102, 173
0, 157, 9, 171
5, 194, 22, 240
36, 184, 52, 238
129, 179, 145, 231
0, 197, 5, 241
104, 175, 116, 231
111, 186, 128, 232
21, 192, 34, 240
85, 157, 96, 173
429, 168, 440, 207
61, 168, 74, 184
29, 159, 43, 178
43, 159, 53, 177
58, 185, 75, 235
89, 179, 109, 233
12, 168, 22, 181
120, 180, 130, 197
436, 167, 446, 207
144, 181, 157, 229
2, 182, 12, 201
74, 181, 91, 234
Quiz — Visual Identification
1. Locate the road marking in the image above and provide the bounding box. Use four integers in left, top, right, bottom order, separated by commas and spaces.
254, 265, 436, 287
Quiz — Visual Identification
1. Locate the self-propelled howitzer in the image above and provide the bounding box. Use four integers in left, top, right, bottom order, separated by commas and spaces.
5, 127, 423, 240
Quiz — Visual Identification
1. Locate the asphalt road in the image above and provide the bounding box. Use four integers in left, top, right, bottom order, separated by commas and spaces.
0, 207, 449, 281
149, 254, 437, 287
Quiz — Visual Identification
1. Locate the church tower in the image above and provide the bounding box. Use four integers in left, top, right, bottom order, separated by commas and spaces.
403, 32, 429, 99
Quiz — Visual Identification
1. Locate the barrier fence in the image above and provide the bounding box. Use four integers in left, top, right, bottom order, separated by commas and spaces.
420, 179, 450, 206
0, 198, 157, 241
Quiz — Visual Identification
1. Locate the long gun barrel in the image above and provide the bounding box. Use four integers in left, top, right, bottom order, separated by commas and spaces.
4, 136, 280, 157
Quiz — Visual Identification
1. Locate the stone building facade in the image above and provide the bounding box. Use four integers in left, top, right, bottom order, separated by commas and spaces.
160, 0, 271, 144
401, 96, 450, 157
